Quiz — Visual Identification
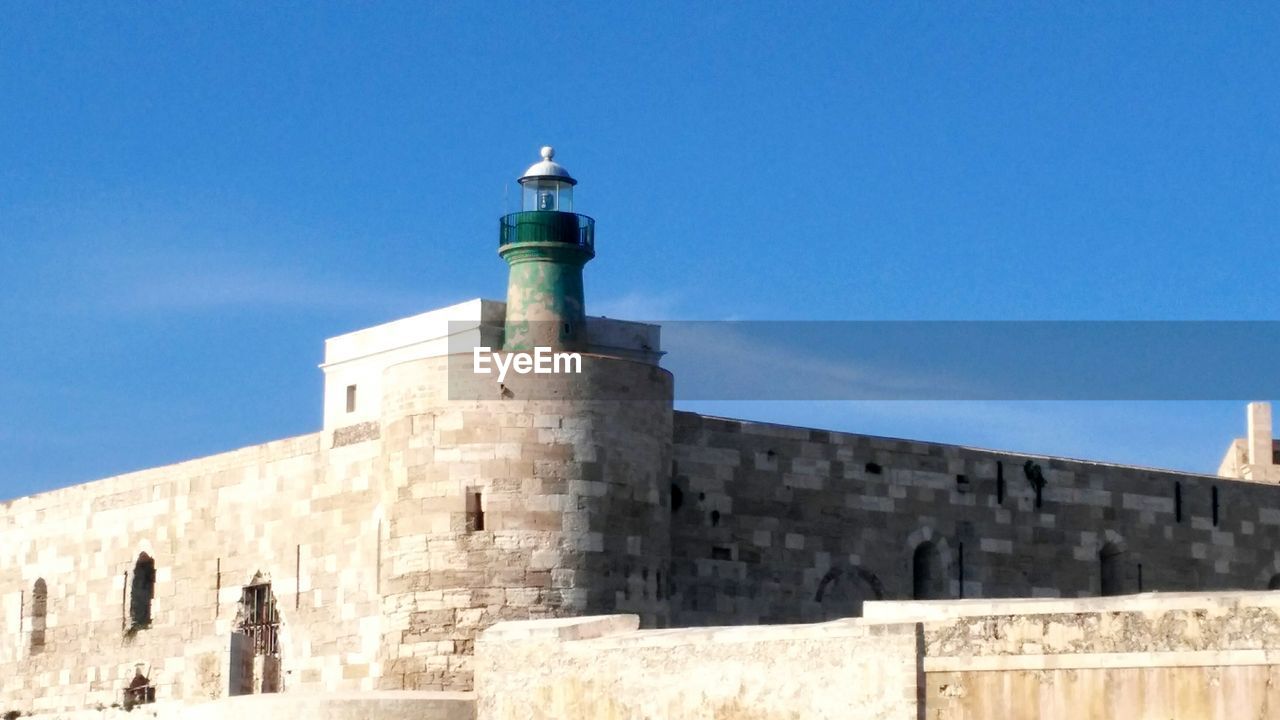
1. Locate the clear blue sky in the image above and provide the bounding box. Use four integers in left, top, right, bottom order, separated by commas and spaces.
3, 3, 1278, 498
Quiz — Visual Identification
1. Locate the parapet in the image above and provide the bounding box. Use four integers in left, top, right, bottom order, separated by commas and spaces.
475, 613, 921, 719
475, 590, 1280, 720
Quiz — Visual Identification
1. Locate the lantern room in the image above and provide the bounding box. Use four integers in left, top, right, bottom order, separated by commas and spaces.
519, 146, 576, 212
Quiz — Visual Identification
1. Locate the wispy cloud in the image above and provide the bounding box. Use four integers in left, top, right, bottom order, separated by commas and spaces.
41, 238, 432, 318
10, 196, 436, 318
111, 261, 423, 314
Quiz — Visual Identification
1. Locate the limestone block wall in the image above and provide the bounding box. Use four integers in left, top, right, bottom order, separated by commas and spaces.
473, 614, 921, 720
475, 591, 1280, 720
669, 412, 1280, 626
376, 354, 673, 692
0, 432, 387, 715
908, 592, 1280, 719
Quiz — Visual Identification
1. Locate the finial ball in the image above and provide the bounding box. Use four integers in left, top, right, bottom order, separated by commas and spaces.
541, 146, 555, 161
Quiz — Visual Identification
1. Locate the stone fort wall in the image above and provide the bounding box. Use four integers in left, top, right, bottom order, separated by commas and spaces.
0, 432, 388, 714
6, 393, 1280, 712
668, 411, 1280, 626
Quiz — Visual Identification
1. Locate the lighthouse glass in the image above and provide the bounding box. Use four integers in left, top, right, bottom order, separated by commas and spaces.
522, 179, 573, 212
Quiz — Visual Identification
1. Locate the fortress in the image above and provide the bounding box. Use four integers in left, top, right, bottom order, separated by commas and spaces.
5, 149, 1280, 718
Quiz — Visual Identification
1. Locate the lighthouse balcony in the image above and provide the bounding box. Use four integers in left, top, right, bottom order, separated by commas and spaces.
499, 210, 595, 252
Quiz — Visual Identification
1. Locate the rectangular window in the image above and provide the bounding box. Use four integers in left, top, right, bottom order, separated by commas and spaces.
466, 491, 484, 532
1212, 486, 1220, 527
1174, 482, 1183, 522
996, 461, 1005, 504
345, 384, 357, 413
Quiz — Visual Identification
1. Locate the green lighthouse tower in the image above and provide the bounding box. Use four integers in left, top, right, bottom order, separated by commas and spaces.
499, 146, 595, 351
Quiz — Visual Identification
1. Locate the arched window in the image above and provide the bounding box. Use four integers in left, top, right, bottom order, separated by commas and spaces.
237, 573, 282, 694
130, 553, 156, 628
30, 578, 47, 652
813, 566, 885, 620
1099, 543, 1124, 596
238, 576, 280, 657
912, 541, 944, 600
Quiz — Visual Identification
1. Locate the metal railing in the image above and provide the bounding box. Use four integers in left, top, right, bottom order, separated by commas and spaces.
499, 211, 595, 251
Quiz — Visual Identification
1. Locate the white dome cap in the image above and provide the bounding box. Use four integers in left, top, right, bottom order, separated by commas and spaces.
519, 146, 577, 186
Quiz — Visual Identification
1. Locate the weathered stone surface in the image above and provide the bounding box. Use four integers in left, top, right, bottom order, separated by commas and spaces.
477, 592, 1280, 720
475, 615, 920, 720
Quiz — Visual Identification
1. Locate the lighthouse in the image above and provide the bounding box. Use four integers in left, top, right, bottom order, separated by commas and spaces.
498, 146, 595, 351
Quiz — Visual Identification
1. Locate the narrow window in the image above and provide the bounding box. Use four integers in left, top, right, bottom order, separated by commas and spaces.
30, 579, 47, 653
1137, 563, 1144, 592
1212, 486, 1220, 527
239, 581, 280, 657
955, 474, 969, 493
130, 553, 155, 628
215, 558, 222, 619
996, 461, 1005, 504
466, 491, 484, 532
1100, 543, 1124, 596
957, 542, 966, 599
345, 384, 357, 413
1024, 461, 1046, 508
1174, 482, 1183, 523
